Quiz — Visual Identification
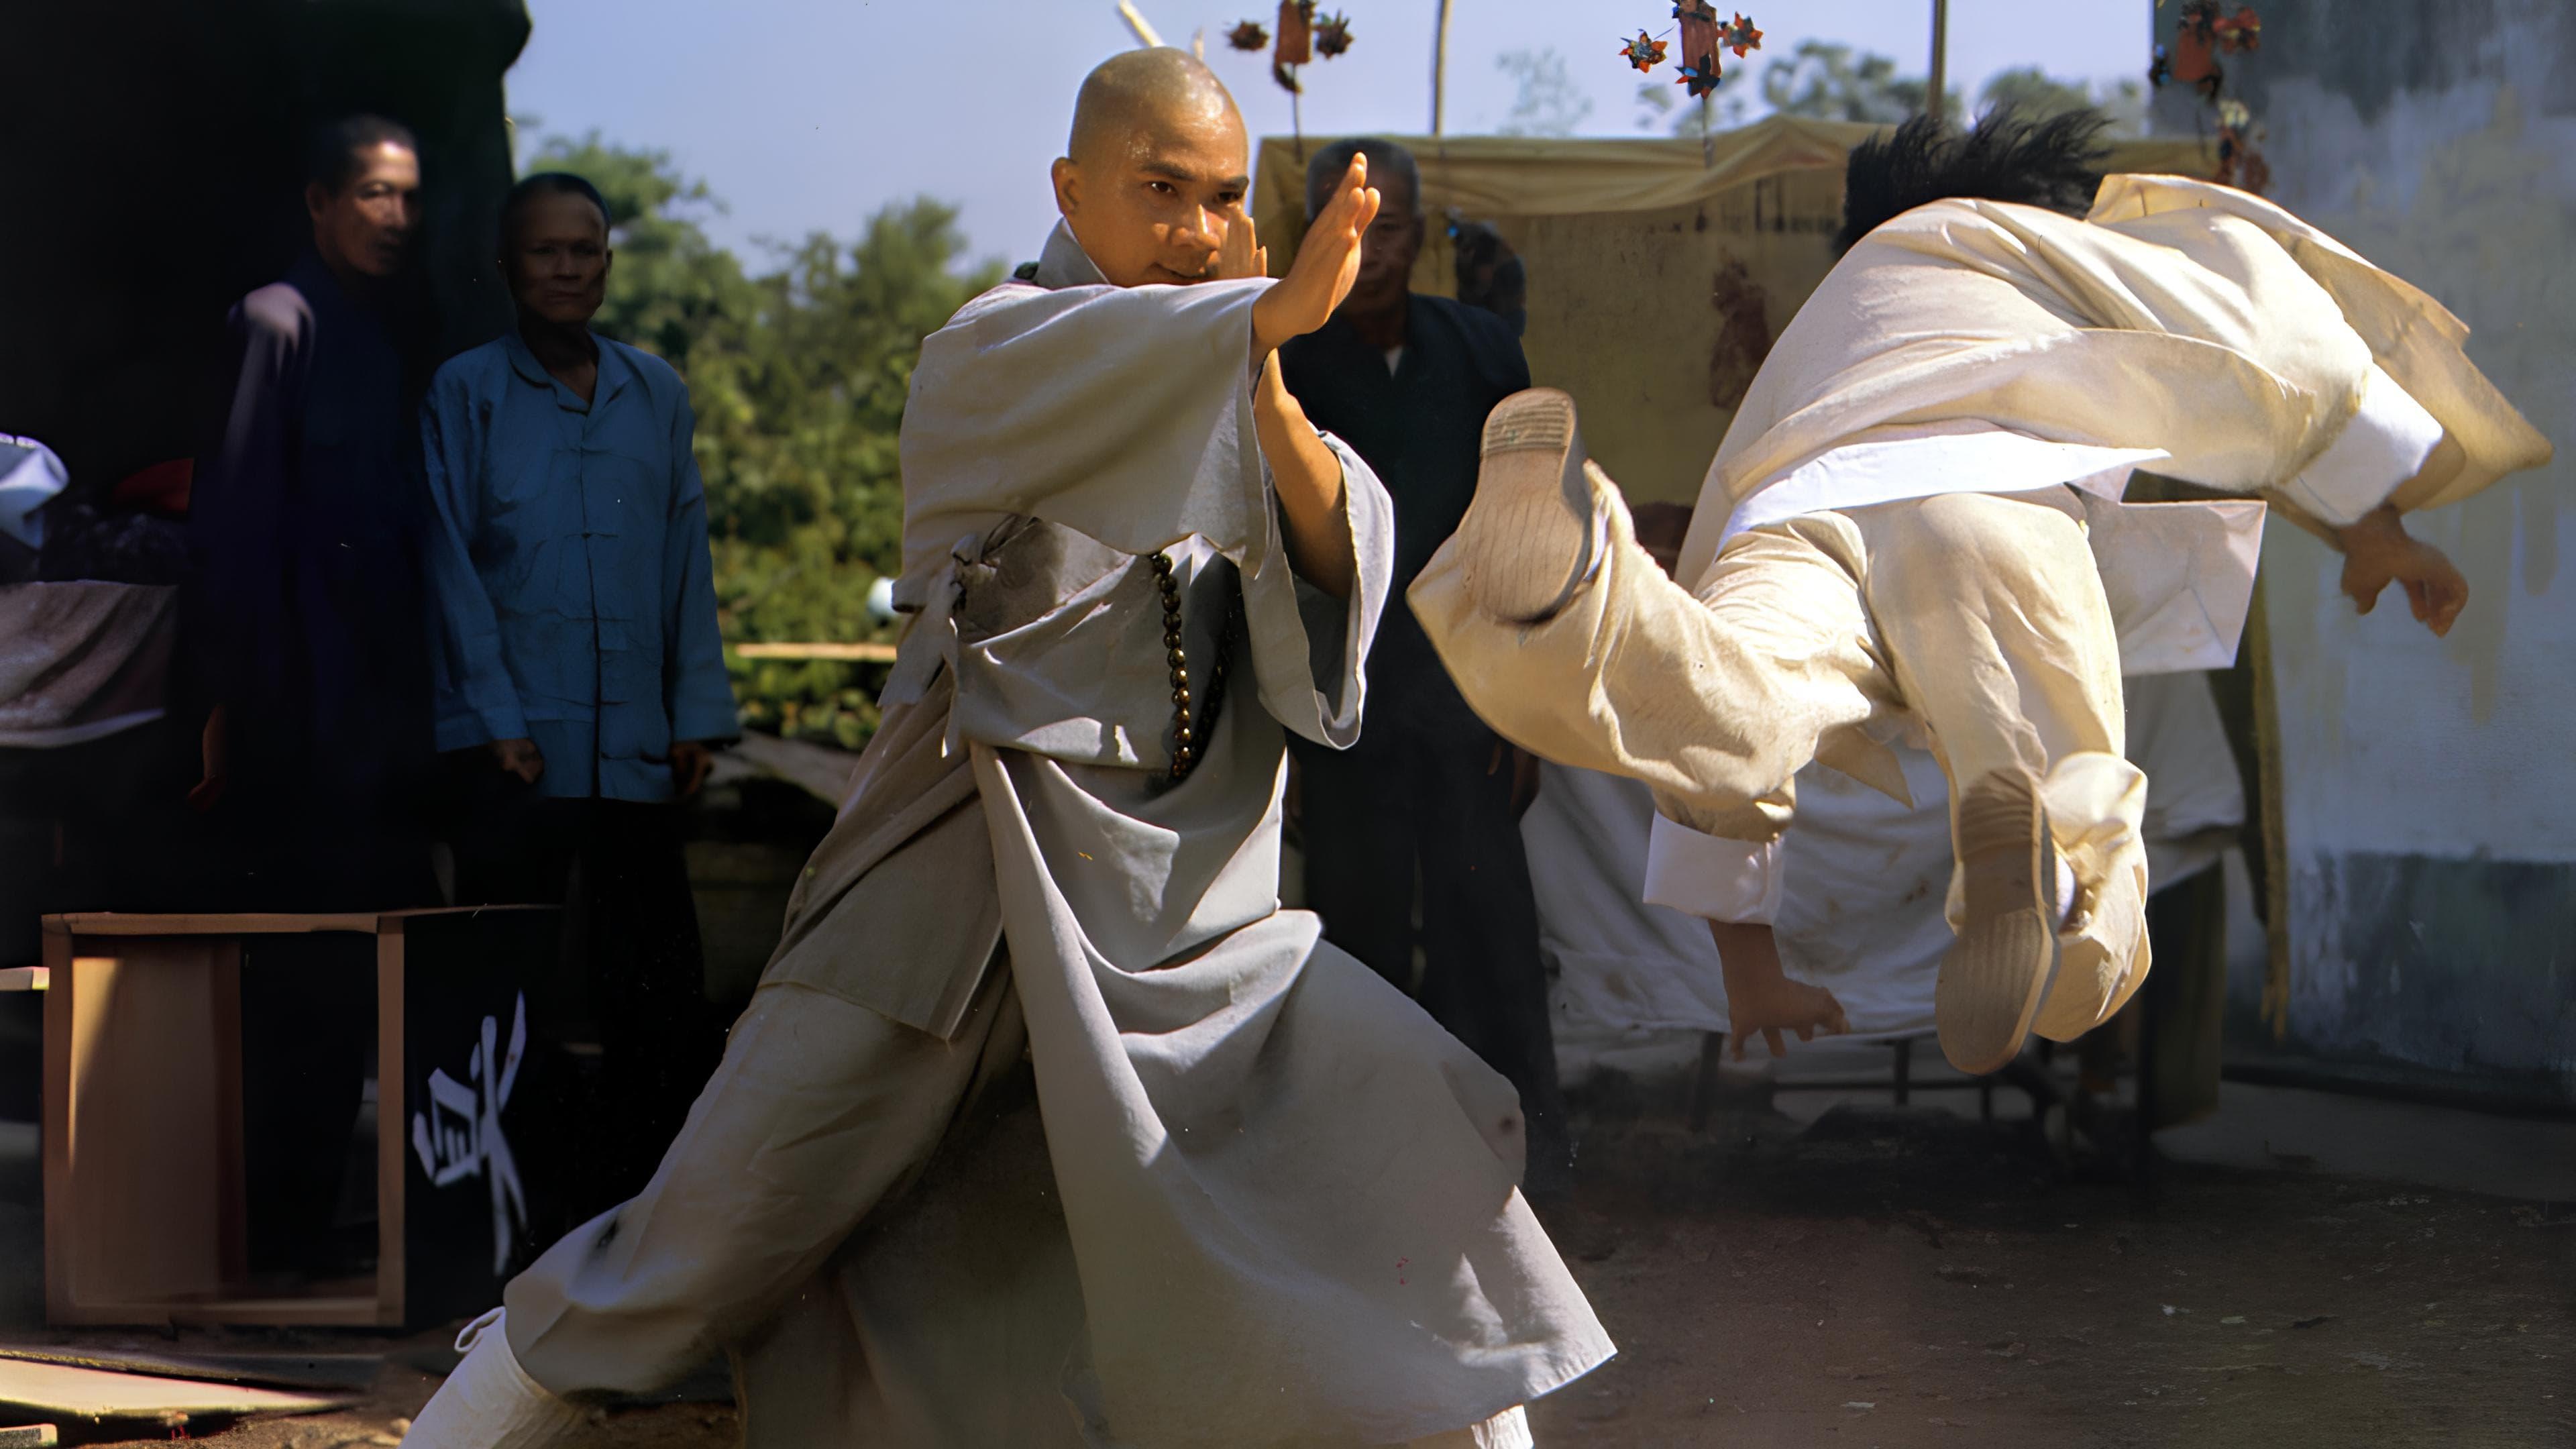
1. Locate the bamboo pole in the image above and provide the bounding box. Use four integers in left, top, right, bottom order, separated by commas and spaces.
1431, 0, 1454, 135
1926, 0, 1949, 121
1116, 0, 1162, 48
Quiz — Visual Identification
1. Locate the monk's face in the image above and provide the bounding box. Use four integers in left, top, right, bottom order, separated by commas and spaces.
1052, 102, 1252, 287
503, 191, 613, 327
307, 141, 421, 279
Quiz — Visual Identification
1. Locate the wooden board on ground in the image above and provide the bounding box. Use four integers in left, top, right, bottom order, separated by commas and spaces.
0, 1346, 380, 1393
0, 1358, 352, 1420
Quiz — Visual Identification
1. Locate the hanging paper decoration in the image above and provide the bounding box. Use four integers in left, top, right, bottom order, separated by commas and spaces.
2214, 97, 2271, 195
1672, 0, 1725, 97
2212, 5, 2262, 52
1275, 0, 1313, 65
1619, 3, 1756, 98
1619, 30, 1669, 74
1313, 12, 1354, 59
1222, 0, 1353, 96
2153, 2, 2271, 195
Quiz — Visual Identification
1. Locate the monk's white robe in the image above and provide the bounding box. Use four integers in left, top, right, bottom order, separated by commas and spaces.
502, 222, 1608, 1449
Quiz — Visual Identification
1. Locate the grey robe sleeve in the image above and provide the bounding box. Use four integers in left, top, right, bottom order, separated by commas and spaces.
1244, 431, 1391, 749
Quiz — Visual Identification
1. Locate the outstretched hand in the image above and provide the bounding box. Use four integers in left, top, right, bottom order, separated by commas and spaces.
1250, 154, 1381, 358
2337, 505, 2469, 638
1710, 920, 1851, 1061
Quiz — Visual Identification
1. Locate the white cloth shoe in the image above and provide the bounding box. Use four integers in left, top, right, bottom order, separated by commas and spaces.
1455, 388, 1605, 624
1935, 766, 2063, 1075
400, 1307, 586, 1448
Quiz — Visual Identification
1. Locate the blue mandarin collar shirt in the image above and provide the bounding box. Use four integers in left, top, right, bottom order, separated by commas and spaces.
422, 329, 738, 801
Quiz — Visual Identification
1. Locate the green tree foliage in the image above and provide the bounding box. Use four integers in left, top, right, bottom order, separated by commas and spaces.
1495, 48, 1595, 137
1758, 40, 1957, 124
523, 134, 999, 747
1978, 66, 2148, 136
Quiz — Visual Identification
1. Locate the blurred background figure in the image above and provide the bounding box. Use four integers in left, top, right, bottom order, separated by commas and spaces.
183, 113, 443, 1278
1277, 136, 1568, 1192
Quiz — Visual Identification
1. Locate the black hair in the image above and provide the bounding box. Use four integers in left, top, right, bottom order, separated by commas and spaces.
1837, 106, 2113, 254
304, 113, 419, 193
498, 171, 612, 253
1306, 136, 1422, 220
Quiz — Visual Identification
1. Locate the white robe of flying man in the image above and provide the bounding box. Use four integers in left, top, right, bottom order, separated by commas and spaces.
1413, 174, 2551, 1078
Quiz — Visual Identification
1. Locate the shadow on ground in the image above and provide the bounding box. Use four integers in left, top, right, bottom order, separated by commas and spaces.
3, 1090, 2571, 1447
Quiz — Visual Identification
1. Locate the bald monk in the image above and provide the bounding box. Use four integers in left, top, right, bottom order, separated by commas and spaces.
403, 48, 1609, 1449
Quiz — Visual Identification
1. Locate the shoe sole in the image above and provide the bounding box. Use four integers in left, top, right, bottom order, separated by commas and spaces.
1935, 767, 2061, 1076
1460, 388, 1597, 623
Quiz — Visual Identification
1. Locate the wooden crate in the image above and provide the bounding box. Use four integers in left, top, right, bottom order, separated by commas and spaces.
39, 908, 558, 1328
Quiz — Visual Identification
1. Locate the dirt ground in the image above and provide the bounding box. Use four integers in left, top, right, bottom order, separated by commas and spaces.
19, 1099, 2575, 1448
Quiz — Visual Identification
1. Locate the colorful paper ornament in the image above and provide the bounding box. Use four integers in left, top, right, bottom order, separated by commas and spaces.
1313, 11, 1353, 58
1620, 30, 1670, 73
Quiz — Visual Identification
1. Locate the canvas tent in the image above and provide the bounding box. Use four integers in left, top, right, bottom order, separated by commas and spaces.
1254, 118, 2216, 506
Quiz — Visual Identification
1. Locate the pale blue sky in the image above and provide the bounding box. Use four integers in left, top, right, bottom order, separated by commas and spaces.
508, 0, 2147, 266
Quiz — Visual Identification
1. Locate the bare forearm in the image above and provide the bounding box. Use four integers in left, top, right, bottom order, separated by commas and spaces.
1709, 920, 1782, 990
1253, 356, 1354, 599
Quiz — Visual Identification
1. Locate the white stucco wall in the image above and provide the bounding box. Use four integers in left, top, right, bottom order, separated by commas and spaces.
2165, 0, 2575, 1091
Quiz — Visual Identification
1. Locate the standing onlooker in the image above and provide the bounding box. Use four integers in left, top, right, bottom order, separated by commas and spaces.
186, 113, 441, 1275
421, 172, 737, 1213
1276, 137, 1568, 1189
188, 111, 439, 906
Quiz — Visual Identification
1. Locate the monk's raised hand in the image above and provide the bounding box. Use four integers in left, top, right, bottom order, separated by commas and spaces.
1214, 204, 1268, 282
1252, 154, 1380, 356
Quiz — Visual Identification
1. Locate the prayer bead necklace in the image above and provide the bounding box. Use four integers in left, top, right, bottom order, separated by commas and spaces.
1152, 550, 1238, 782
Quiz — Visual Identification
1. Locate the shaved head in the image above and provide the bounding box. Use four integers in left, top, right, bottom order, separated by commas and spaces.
1051, 48, 1254, 288
1067, 47, 1242, 165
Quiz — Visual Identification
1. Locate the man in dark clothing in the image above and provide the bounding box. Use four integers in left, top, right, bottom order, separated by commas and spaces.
1277, 136, 1568, 1187
185, 113, 439, 1273
189, 112, 437, 906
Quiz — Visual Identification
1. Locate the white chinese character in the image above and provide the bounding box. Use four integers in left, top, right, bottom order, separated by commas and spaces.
409, 993, 529, 1276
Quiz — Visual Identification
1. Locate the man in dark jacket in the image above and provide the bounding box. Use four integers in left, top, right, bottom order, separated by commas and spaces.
1278, 137, 1566, 1189
186, 113, 439, 1273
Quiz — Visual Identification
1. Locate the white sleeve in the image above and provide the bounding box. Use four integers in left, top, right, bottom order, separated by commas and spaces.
1642, 814, 1785, 924
2279, 362, 2445, 526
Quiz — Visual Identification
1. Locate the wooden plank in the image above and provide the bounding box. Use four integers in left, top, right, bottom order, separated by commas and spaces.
47, 938, 234, 1322
2249, 587, 2295, 1039
0, 969, 44, 992
0, 1347, 378, 1393
211, 941, 248, 1291
0, 1358, 352, 1418
0, 1426, 57, 1448
39, 934, 71, 1327
161, 1294, 385, 1330
376, 926, 407, 1329
43, 913, 380, 938
729, 730, 860, 806
42, 907, 555, 938
729, 641, 898, 663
